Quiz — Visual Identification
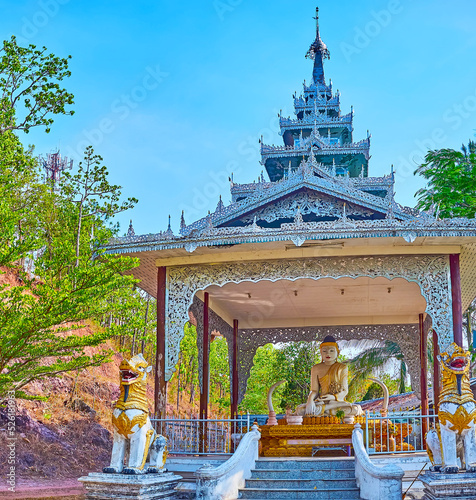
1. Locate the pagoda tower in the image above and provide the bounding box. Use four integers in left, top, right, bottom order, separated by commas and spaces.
261, 7, 370, 182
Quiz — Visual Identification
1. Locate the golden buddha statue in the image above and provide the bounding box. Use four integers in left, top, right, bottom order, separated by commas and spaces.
296, 336, 362, 421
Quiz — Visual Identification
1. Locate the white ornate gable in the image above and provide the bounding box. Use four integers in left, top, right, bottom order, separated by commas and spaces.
228, 189, 378, 227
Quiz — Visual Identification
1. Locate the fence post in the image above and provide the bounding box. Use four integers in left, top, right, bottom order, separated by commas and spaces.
365, 411, 369, 453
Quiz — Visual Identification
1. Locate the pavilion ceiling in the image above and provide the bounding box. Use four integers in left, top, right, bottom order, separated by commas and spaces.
203, 276, 426, 329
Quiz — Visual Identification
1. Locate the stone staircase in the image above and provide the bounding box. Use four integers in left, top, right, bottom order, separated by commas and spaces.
239, 457, 361, 499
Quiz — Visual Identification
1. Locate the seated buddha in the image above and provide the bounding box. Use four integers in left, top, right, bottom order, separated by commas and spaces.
296, 335, 362, 420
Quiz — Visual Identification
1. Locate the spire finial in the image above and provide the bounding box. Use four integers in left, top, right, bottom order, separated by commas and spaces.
180, 210, 186, 231
314, 7, 320, 38
216, 194, 225, 213
165, 215, 174, 237
306, 6, 330, 84
127, 219, 135, 237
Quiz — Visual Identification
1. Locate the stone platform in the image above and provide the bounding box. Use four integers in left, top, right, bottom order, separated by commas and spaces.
421, 471, 476, 499
78, 472, 182, 499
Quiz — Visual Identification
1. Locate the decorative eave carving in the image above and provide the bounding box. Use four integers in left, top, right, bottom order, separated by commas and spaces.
261, 137, 371, 162
106, 215, 476, 255
279, 112, 353, 133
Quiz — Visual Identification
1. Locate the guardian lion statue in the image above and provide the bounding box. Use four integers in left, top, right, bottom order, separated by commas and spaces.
103, 354, 168, 475
426, 343, 476, 473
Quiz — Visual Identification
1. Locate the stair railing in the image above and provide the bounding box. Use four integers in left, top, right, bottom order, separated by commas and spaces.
353, 423, 404, 500
195, 424, 261, 500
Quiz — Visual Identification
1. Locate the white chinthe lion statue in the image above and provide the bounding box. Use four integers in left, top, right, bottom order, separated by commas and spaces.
103, 354, 168, 475
426, 343, 476, 473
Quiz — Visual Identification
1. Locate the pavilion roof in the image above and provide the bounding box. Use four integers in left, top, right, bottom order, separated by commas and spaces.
107, 153, 476, 258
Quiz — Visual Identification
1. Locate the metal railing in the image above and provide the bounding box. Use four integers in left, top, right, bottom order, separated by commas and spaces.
152, 411, 436, 456
365, 411, 438, 455
151, 414, 251, 455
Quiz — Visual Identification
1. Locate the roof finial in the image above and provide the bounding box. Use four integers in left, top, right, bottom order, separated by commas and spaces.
216, 194, 225, 213
314, 7, 320, 37
127, 219, 135, 237
165, 215, 174, 238
180, 210, 186, 231
306, 6, 330, 84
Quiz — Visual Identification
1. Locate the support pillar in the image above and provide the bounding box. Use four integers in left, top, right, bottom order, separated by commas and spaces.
199, 292, 210, 420
450, 254, 463, 347
419, 313, 429, 446
231, 319, 239, 419
199, 292, 210, 454
155, 266, 167, 419
230, 319, 239, 452
432, 329, 440, 413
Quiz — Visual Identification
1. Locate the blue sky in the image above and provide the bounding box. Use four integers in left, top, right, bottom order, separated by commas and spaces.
2, 0, 476, 235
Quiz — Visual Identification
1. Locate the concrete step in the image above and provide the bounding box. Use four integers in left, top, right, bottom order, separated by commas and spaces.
239, 487, 361, 499
255, 458, 355, 470
246, 478, 358, 489
250, 467, 356, 479
243, 458, 361, 499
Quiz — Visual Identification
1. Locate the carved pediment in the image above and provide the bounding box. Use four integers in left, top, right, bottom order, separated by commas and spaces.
224, 190, 382, 228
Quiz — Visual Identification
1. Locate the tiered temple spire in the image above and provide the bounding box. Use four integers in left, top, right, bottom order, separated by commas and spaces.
261, 7, 370, 183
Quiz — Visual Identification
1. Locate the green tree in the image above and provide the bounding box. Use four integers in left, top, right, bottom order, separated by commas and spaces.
272, 341, 321, 412
0, 130, 44, 266
0, 36, 74, 134
0, 37, 74, 266
360, 375, 403, 401
414, 140, 476, 218
346, 340, 408, 401
0, 38, 141, 400
106, 287, 156, 360
209, 336, 230, 414
239, 344, 284, 414
167, 322, 200, 414
0, 165, 139, 399
60, 146, 137, 266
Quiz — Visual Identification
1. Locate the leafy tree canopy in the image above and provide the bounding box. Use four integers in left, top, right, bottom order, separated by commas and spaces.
0, 36, 74, 134
0, 38, 140, 400
414, 140, 476, 218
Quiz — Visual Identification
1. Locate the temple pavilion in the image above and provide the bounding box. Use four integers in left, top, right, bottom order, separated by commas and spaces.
106, 8, 476, 422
